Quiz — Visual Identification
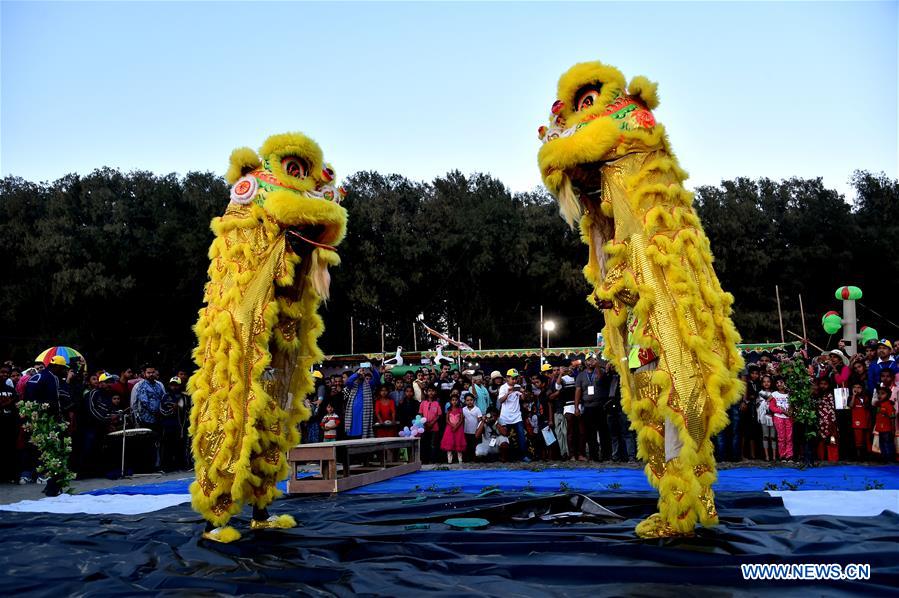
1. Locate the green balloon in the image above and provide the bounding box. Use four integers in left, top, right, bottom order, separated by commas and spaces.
835, 286, 863, 301
859, 326, 878, 345
822, 311, 842, 334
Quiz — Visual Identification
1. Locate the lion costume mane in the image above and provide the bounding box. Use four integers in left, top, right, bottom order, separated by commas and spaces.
188, 132, 347, 542
538, 62, 744, 538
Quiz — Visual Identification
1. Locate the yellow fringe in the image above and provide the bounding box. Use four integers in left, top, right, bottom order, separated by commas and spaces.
539, 62, 744, 534
188, 133, 347, 528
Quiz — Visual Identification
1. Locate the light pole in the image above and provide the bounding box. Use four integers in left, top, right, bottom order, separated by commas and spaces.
544, 320, 556, 352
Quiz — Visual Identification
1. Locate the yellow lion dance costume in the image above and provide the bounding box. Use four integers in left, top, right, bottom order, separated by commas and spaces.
538, 62, 744, 538
188, 132, 347, 543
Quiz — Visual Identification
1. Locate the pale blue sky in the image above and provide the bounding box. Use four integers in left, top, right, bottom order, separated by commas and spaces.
2, 1, 897, 199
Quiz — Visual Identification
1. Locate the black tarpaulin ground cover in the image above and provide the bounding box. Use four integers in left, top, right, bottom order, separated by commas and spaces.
1, 491, 897, 596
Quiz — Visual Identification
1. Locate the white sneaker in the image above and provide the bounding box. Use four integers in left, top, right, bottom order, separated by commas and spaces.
18, 476, 31, 485
36, 476, 49, 484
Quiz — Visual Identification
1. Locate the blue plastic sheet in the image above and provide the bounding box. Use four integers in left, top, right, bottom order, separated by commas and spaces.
347, 464, 899, 494
85, 465, 899, 496
88, 478, 293, 496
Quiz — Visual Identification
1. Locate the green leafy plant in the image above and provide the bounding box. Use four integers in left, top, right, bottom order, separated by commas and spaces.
780, 358, 817, 440
18, 401, 74, 493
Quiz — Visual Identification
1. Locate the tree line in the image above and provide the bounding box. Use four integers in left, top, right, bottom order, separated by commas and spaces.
1, 168, 896, 371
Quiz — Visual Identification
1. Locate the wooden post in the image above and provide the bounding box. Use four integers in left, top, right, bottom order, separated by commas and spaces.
457, 326, 462, 370
775, 285, 785, 344
350, 317, 354, 355
798, 294, 808, 353
381, 324, 385, 361
412, 322, 417, 352
478, 338, 482, 351
540, 304, 544, 365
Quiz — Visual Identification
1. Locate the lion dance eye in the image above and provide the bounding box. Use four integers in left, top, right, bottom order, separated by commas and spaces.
281, 156, 307, 179
574, 84, 603, 112
576, 91, 599, 111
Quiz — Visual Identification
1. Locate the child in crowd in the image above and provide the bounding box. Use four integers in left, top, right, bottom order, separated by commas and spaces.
756, 375, 776, 461
374, 385, 397, 438
461, 392, 482, 461
873, 386, 896, 462
418, 386, 443, 464
849, 383, 871, 460
815, 377, 839, 462
522, 389, 545, 461
769, 377, 793, 461
475, 407, 509, 462
440, 393, 465, 463
320, 403, 340, 442
396, 385, 418, 429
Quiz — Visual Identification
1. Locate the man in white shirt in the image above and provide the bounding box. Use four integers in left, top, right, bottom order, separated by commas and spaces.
461, 392, 483, 461
497, 368, 529, 462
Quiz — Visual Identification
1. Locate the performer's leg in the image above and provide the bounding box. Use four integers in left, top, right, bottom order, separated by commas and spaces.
626, 370, 677, 538
247, 442, 296, 531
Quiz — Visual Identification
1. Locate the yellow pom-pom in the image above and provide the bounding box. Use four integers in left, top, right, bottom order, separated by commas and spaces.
225, 147, 261, 185
627, 75, 660, 110
202, 525, 242, 543
250, 513, 297, 530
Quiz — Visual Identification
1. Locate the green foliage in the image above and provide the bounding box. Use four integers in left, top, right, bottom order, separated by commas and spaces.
0, 170, 225, 370
694, 173, 898, 345
780, 358, 817, 440
763, 479, 805, 491
320, 170, 591, 354
1, 167, 896, 372
18, 401, 74, 492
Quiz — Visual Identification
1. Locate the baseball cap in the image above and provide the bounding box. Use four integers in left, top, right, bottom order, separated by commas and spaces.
312, 371, 323, 379
506, 368, 519, 377
540, 363, 552, 372
98, 372, 119, 383
49, 355, 69, 367
169, 376, 183, 385
878, 339, 893, 350
490, 370, 502, 380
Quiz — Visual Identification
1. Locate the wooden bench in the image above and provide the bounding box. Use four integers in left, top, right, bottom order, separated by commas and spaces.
287, 437, 421, 494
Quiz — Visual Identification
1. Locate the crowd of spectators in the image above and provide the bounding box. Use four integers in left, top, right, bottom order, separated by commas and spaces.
3, 336, 896, 495
303, 356, 639, 465
1, 358, 192, 493
303, 338, 899, 467
722, 338, 899, 465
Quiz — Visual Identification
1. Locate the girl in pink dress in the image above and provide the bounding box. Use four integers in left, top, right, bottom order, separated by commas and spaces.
440, 393, 466, 463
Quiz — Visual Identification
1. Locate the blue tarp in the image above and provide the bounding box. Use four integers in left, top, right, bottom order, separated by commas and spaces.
88, 478, 291, 496
348, 465, 899, 494
86, 465, 899, 496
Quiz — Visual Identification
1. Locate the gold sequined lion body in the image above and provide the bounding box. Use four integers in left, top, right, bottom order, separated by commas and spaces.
538, 62, 743, 538
188, 132, 347, 542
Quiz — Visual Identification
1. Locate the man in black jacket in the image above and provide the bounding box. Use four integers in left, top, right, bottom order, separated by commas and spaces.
604, 363, 636, 463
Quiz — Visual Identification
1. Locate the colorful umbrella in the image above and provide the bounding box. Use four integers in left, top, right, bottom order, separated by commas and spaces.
35, 346, 85, 367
